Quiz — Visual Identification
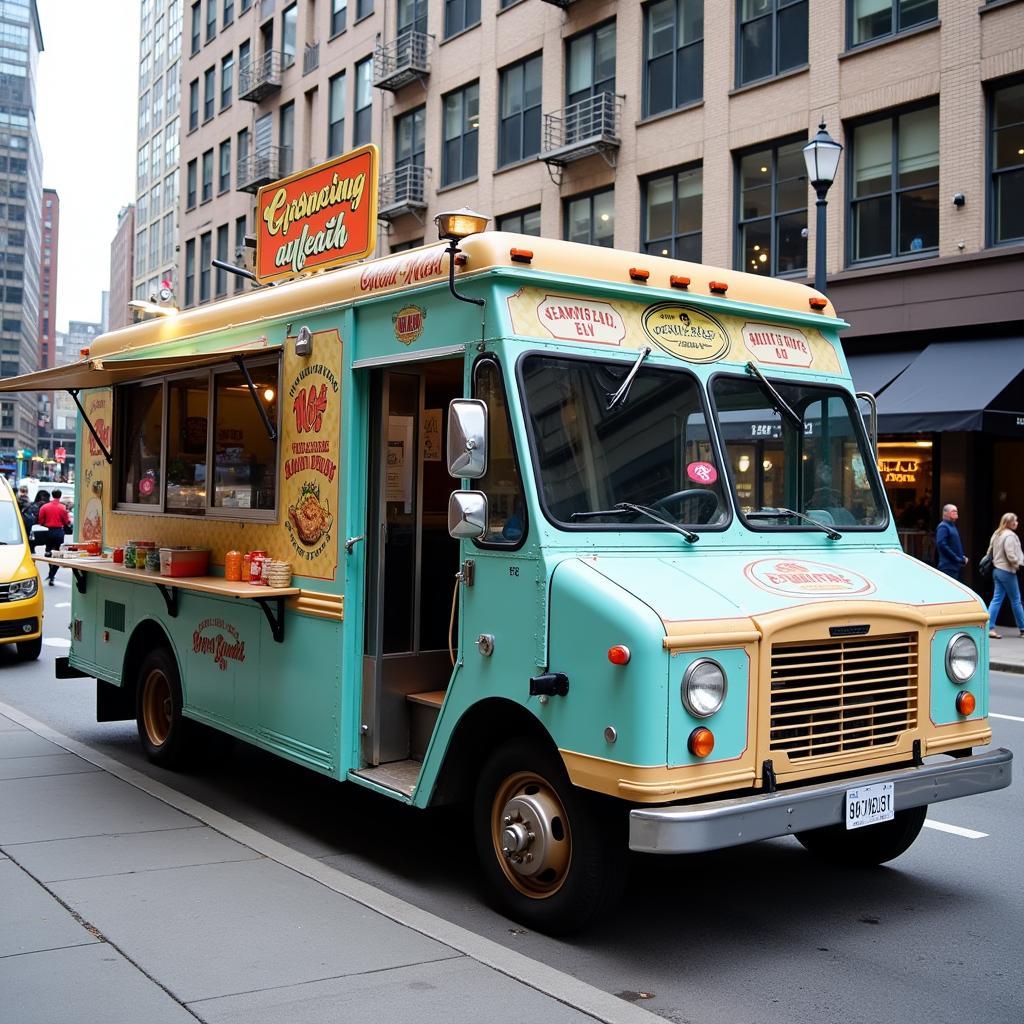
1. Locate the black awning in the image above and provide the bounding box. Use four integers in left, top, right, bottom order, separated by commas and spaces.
873, 338, 1024, 433
845, 349, 917, 397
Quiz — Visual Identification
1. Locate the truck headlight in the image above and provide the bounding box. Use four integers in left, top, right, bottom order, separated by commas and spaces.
945, 632, 977, 683
8, 577, 38, 601
681, 658, 727, 718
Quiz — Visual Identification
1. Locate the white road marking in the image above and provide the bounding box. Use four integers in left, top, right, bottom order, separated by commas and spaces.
55, 602, 70, 609
924, 819, 988, 839
42, 637, 71, 649
990, 712, 1024, 723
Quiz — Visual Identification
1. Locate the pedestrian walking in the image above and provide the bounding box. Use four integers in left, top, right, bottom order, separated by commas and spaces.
23, 488, 48, 553
935, 503, 968, 581
37, 488, 70, 585
986, 512, 1024, 639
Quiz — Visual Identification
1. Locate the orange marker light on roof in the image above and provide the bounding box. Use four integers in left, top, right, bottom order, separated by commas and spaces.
510, 247, 533, 263
670, 275, 691, 289
709, 281, 728, 295
809, 297, 828, 311
688, 727, 715, 758
955, 691, 976, 716
629, 267, 650, 282
608, 645, 631, 666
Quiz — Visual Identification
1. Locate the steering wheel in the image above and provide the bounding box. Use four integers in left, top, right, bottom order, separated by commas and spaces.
650, 488, 722, 524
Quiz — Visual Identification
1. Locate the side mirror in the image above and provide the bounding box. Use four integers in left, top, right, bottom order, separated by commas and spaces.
448, 490, 488, 540
447, 398, 487, 479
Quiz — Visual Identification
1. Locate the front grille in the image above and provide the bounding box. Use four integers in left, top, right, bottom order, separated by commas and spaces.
0, 583, 10, 602
770, 632, 918, 760
0, 617, 38, 639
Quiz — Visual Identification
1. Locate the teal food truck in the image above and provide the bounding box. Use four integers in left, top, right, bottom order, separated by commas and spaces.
2, 161, 1011, 932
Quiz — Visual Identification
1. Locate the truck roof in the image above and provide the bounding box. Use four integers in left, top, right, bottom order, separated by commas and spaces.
91, 232, 839, 360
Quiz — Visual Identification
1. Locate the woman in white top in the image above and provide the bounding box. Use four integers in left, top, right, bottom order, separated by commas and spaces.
987, 512, 1024, 639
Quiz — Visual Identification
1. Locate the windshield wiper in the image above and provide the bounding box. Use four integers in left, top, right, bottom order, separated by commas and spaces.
607, 346, 652, 411
747, 507, 842, 540
744, 362, 802, 430
571, 502, 699, 543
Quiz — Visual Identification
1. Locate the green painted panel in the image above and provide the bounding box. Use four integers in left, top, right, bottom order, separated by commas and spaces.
930, 626, 988, 726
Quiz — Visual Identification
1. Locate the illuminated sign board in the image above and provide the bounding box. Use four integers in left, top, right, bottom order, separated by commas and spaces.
878, 457, 920, 483
255, 144, 378, 284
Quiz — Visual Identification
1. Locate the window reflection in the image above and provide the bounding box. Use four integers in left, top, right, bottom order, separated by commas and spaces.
213, 367, 278, 510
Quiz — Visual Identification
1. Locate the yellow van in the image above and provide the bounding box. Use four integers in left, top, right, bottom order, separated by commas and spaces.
0, 476, 43, 660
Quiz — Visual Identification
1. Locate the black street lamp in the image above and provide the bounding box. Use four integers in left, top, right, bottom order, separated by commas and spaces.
802, 121, 843, 295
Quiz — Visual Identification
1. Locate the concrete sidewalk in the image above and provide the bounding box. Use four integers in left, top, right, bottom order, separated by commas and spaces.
0, 704, 660, 1024
989, 625, 1024, 675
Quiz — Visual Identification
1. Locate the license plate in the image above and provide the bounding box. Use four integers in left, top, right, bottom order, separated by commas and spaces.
845, 782, 895, 830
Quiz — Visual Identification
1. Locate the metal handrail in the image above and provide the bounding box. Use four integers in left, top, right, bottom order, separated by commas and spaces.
303, 42, 319, 75
373, 30, 431, 83
236, 146, 287, 191
543, 91, 621, 153
380, 163, 428, 208
239, 51, 284, 97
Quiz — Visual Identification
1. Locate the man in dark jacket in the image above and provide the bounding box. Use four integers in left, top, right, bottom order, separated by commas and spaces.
936, 503, 968, 580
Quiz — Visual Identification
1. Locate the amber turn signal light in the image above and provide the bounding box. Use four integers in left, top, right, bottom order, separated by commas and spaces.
688, 727, 715, 758
608, 645, 631, 666
955, 691, 976, 716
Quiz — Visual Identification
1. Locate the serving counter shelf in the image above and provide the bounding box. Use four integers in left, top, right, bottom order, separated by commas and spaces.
34, 556, 300, 643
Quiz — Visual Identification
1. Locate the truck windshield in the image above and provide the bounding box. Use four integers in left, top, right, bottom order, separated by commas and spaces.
711, 374, 886, 530
520, 354, 728, 530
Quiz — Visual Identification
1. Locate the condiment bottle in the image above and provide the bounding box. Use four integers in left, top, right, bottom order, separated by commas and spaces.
225, 550, 243, 582
241, 552, 251, 582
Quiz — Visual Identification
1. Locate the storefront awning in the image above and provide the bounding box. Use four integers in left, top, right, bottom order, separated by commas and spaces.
872, 338, 1024, 434
0, 336, 273, 394
844, 350, 917, 397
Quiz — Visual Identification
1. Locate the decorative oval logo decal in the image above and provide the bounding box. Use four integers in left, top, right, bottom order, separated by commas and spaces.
392, 304, 426, 346
641, 304, 731, 362
686, 461, 718, 484
743, 558, 877, 597
536, 295, 626, 346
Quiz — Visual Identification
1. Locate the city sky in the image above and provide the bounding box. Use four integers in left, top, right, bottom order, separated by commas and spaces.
37, 0, 139, 335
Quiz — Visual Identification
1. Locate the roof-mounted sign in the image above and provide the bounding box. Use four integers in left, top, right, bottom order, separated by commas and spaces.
255, 144, 379, 285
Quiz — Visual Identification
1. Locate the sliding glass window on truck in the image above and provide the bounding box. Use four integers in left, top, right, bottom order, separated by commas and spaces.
113, 356, 281, 518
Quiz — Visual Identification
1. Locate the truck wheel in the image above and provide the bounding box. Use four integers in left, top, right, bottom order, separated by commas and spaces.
796, 805, 927, 867
16, 637, 41, 661
473, 739, 625, 934
136, 647, 191, 769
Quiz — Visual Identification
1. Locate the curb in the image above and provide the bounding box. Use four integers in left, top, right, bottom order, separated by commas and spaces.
991, 661, 1024, 675
0, 701, 663, 1024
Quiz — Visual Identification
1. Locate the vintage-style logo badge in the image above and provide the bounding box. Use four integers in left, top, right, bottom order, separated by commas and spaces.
392, 304, 426, 345
536, 295, 626, 346
641, 304, 730, 362
743, 558, 877, 597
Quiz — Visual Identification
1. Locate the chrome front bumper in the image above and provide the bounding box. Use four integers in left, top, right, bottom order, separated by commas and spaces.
629, 747, 1013, 854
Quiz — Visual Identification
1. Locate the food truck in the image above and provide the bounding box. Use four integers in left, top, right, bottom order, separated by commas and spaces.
1, 146, 1010, 932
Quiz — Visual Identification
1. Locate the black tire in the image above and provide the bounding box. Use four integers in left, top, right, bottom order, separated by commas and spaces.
472, 738, 626, 934
16, 636, 42, 661
135, 646, 192, 769
796, 804, 927, 867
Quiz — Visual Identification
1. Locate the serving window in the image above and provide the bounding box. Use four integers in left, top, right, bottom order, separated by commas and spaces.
114, 356, 280, 519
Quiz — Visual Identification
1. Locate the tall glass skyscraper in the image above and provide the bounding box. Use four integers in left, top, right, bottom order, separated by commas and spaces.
0, 0, 42, 475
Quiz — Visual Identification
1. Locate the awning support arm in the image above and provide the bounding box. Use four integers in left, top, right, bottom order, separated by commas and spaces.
67, 389, 112, 464
233, 357, 278, 441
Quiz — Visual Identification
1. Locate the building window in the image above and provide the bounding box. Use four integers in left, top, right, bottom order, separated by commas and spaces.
279, 102, 295, 176
848, 0, 937, 48
357, 0, 373, 18
737, 0, 807, 87
564, 189, 614, 247
567, 21, 616, 106
642, 164, 702, 261
223, 0, 234, 27
206, 0, 217, 43
354, 56, 373, 146
445, 0, 480, 39
218, 139, 231, 193
497, 207, 541, 235
442, 81, 479, 187
237, 125, 250, 167
239, 38, 251, 79
184, 238, 196, 306
498, 55, 541, 167
396, 105, 425, 170
188, 78, 199, 131
737, 137, 806, 275
643, 0, 703, 118
990, 79, 1024, 246
203, 65, 215, 121
162, 212, 174, 263
201, 149, 213, 202
190, 1, 201, 55
215, 224, 229, 297
220, 52, 233, 109
328, 72, 346, 157
199, 232, 212, 302
186, 158, 197, 208
849, 104, 938, 263
282, 4, 297, 67
234, 215, 248, 293
398, 0, 425, 34
331, 0, 347, 35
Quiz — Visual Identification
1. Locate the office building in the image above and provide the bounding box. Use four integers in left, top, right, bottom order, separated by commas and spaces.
109, 204, 136, 331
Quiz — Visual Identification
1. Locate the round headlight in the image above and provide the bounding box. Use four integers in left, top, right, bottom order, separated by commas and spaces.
945, 632, 978, 683
681, 658, 727, 718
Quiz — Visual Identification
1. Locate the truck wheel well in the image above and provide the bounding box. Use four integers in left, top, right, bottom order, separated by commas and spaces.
122, 620, 175, 700
429, 697, 558, 807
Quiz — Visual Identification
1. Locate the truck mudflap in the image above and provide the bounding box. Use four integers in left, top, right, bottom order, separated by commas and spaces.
629, 747, 1013, 854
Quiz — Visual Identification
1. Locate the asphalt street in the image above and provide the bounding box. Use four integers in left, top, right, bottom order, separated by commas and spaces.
1, 578, 1021, 1024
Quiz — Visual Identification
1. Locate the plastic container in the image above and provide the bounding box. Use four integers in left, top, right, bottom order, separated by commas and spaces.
242, 552, 251, 581
145, 549, 161, 572
248, 550, 267, 585
224, 550, 243, 582
158, 547, 211, 577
